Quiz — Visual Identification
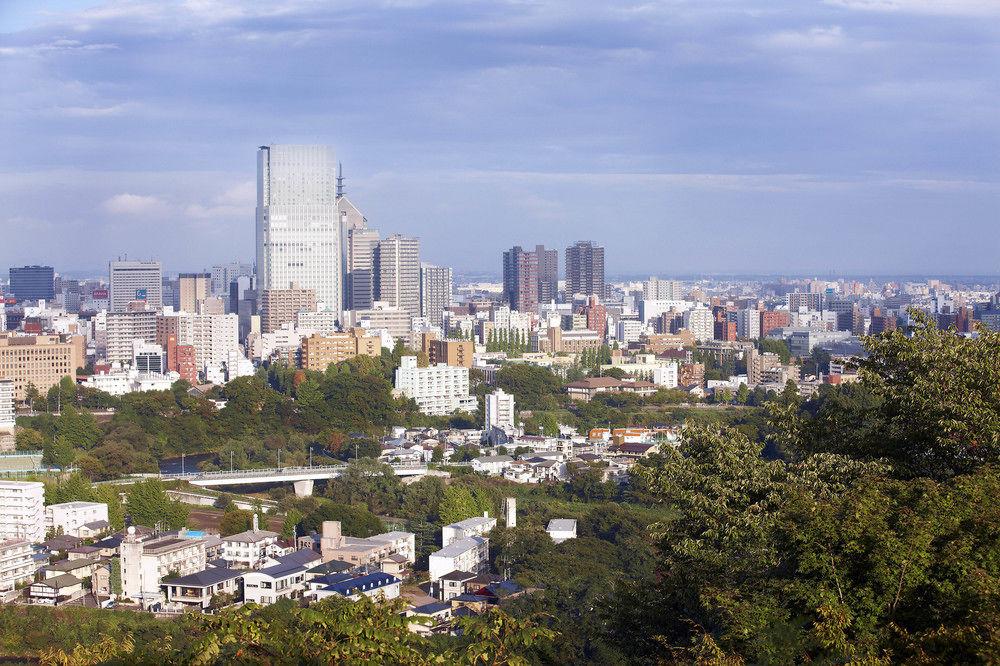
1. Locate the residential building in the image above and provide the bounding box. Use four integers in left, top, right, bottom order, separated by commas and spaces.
787, 292, 823, 312
535, 245, 559, 304
296, 310, 340, 335
8, 266, 55, 302
565, 377, 657, 402
583, 295, 607, 340
485, 388, 516, 432
300, 329, 381, 371
310, 571, 401, 602
221, 519, 280, 569
119, 529, 207, 606
260, 286, 317, 334
45, 502, 109, 538
421, 335, 474, 368
502, 246, 539, 313
736, 308, 761, 340
0, 539, 36, 595
420, 264, 452, 328
345, 302, 412, 340
178, 273, 211, 313
109, 260, 162, 313
375, 235, 421, 318
346, 227, 380, 310
301, 521, 416, 567
472, 455, 514, 475
0, 333, 78, 401
163, 567, 243, 609
211, 262, 253, 297
429, 535, 489, 582
105, 311, 158, 365
256, 144, 343, 314
0, 481, 45, 543
132, 340, 165, 374
0, 380, 13, 453
644, 277, 682, 301
565, 241, 605, 298
190, 313, 239, 368
394, 356, 477, 415
683, 306, 714, 342
760, 310, 791, 337
546, 519, 577, 544
242, 549, 322, 606
442, 516, 496, 548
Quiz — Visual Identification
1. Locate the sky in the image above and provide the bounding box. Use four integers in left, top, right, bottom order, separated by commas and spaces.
1, 0, 998, 277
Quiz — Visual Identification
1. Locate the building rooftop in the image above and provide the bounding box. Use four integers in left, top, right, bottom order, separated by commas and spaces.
48, 501, 105, 509
445, 517, 495, 531
34, 574, 80, 589
44, 557, 98, 573
432, 535, 487, 559
142, 537, 202, 555
438, 570, 478, 582
167, 567, 243, 588
224, 529, 279, 544
321, 572, 400, 597
547, 519, 577, 532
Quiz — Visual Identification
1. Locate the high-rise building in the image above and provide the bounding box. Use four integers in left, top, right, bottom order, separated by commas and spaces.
109, 261, 162, 313
105, 311, 158, 365
565, 241, 605, 299
420, 264, 453, 328
787, 292, 823, 312
211, 262, 253, 296
259, 286, 317, 334
485, 388, 516, 432
502, 246, 538, 313
736, 308, 761, 340
190, 314, 240, 368
0, 481, 45, 543
644, 277, 682, 301
375, 235, 421, 319
300, 330, 381, 371
683, 306, 714, 342
256, 145, 342, 313
8, 266, 55, 302
346, 227, 380, 311
178, 273, 211, 313
535, 245, 558, 304
0, 333, 78, 401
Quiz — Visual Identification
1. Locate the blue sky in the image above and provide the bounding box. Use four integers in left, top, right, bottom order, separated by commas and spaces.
1, 0, 998, 276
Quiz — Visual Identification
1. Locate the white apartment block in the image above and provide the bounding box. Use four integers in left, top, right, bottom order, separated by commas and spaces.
45, 501, 109, 537
0, 539, 34, 594
638, 299, 691, 323
104, 311, 158, 365
442, 516, 496, 548
256, 145, 343, 314
683, 306, 714, 342
376, 235, 421, 318
429, 535, 489, 581
644, 277, 683, 301
296, 310, 340, 335
109, 260, 162, 313
394, 356, 477, 416
485, 388, 516, 432
191, 313, 239, 367
616, 319, 645, 345
653, 363, 680, 389
737, 308, 761, 340
0, 379, 14, 429
119, 529, 207, 606
0, 481, 45, 543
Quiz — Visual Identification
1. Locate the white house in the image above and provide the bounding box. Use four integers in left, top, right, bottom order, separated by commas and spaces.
442, 516, 496, 548
546, 519, 578, 544
471, 455, 514, 476
242, 549, 321, 606
429, 536, 489, 582
45, 501, 109, 538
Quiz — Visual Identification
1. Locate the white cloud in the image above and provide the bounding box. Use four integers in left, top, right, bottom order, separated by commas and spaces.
759, 26, 846, 50
185, 180, 254, 218
48, 103, 134, 117
0, 39, 118, 57
825, 0, 1000, 15
102, 193, 165, 215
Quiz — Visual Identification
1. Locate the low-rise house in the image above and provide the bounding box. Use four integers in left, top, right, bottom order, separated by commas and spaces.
67, 545, 103, 561
29, 573, 83, 605
309, 571, 401, 602
437, 570, 478, 601
471, 455, 513, 475
429, 536, 489, 582
162, 567, 243, 610
222, 518, 280, 569
565, 376, 657, 402
43, 557, 102, 582
41, 534, 82, 556
380, 553, 410, 578
546, 519, 577, 544
299, 521, 415, 567
442, 516, 496, 547
242, 549, 321, 606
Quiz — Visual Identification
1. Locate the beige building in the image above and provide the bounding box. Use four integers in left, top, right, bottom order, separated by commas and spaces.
421, 333, 473, 369
260, 285, 317, 334
300, 329, 381, 371
178, 273, 211, 313
533, 327, 601, 354
0, 334, 78, 401
299, 520, 415, 567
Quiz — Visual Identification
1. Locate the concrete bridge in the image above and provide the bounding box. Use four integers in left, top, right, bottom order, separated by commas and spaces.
159, 462, 428, 497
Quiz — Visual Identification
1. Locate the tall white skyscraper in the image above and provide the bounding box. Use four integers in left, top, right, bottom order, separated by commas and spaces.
375, 235, 421, 318
109, 260, 162, 313
256, 145, 342, 314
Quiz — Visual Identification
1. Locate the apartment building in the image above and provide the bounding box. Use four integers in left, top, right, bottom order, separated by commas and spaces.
394, 356, 477, 416
260, 286, 317, 334
105, 311, 158, 365
442, 516, 496, 548
485, 388, 516, 432
45, 501, 109, 538
0, 539, 35, 595
119, 529, 207, 606
0, 380, 13, 453
0, 333, 78, 401
0, 480, 45, 543
420, 334, 473, 369
299, 329, 381, 371
428, 535, 489, 582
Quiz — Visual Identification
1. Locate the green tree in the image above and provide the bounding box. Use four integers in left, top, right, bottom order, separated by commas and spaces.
439, 485, 481, 525
125, 479, 188, 529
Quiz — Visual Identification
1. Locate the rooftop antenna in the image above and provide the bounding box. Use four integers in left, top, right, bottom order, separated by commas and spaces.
336, 162, 345, 198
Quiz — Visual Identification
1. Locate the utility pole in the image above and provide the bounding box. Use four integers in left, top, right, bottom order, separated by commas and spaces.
181, 452, 185, 475
230, 451, 234, 472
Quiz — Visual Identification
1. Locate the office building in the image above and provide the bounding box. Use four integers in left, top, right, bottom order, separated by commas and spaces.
0, 334, 77, 401
346, 227, 380, 311
211, 262, 253, 297
420, 264, 452, 328
300, 329, 381, 371
0, 481, 45, 543
260, 286, 317, 334
502, 246, 539, 313
535, 245, 559, 304
132, 341, 165, 374
787, 292, 823, 312
485, 388, 516, 432
256, 144, 342, 314
178, 273, 211, 313
8, 266, 54, 302
296, 310, 341, 336
109, 261, 162, 313
565, 241, 605, 298
105, 311, 158, 365
345, 303, 412, 340
394, 356, 477, 416
375, 235, 421, 318
644, 277, 683, 301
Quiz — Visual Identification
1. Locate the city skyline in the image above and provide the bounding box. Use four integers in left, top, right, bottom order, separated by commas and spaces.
2, 1, 999, 274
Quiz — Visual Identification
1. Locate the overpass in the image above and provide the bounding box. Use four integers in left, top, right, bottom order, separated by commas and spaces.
159, 462, 428, 497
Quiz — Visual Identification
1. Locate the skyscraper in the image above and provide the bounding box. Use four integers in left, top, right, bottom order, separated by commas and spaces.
502, 246, 539, 313
375, 235, 421, 318
535, 245, 558, 304
346, 227, 380, 311
178, 272, 211, 313
109, 260, 162, 312
256, 145, 342, 314
420, 263, 453, 327
8, 266, 55, 302
565, 241, 605, 299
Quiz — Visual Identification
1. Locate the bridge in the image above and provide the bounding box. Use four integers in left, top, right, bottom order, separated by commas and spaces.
158, 462, 429, 497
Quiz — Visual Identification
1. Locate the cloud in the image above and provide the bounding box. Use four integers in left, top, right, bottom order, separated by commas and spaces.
759, 26, 847, 50
47, 103, 135, 117
0, 39, 119, 57
824, 0, 1000, 15
185, 180, 254, 218
101, 193, 166, 215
